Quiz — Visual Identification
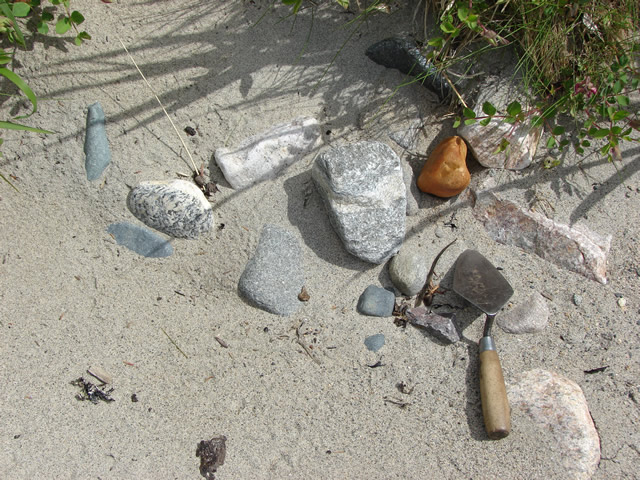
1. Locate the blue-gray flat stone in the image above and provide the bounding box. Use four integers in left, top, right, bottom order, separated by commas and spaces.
357, 285, 395, 317
364, 333, 385, 352
107, 222, 173, 258
238, 224, 305, 316
84, 102, 111, 181
126, 179, 213, 239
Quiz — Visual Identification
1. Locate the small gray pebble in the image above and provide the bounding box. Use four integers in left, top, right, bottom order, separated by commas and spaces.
388, 249, 428, 296
434, 227, 445, 238
364, 334, 385, 352
572, 294, 583, 306
357, 285, 395, 317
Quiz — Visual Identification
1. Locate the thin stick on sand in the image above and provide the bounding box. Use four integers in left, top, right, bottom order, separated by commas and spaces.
118, 38, 199, 175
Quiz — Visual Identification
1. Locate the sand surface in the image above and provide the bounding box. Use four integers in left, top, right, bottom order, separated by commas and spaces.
1, 1, 639, 478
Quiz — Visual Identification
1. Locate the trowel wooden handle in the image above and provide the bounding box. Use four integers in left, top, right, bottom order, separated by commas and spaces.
479, 348, 511, 439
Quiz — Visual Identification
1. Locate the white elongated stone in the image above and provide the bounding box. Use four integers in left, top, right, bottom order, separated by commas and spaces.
312, 141, 406, 264
126, 179, 213, 239
509, 369, 601, 480
473, 191, 610, 283
214, 117, 322, 189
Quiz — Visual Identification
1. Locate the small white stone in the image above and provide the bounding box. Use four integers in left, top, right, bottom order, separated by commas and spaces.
617, 297, 627, 308
127, 179, 213, 239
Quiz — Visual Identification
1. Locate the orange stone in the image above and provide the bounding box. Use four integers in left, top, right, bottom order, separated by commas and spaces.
417, 136, 470, 198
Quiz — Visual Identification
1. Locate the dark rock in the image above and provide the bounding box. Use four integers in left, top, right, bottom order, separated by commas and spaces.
357, 285, 395, 317
365, 37, 452, 102
107, 222, 173, 258
238, 224, 305, 316
405, 307, 460, 344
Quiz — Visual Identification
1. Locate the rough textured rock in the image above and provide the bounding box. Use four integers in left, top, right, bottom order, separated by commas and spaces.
417, 136, 470, 197
84, 102, 111, 181
127, 180, 213, 239
401, 160, 420, 216
312, 141, 406, 264
474, 191, 610, 284
389, 248, 428, 296
364, 333, 385, 352
458, 80, 542, 170
238, 224, 305, 316
389, 119, 423, 151
405, 307, 460, 344
214, 117, 322, 189
497, 292, 549, 334
509, 369, 601, 480
365, 37, 452, 102
107, 222, 173, 258
357, 285, 395, 317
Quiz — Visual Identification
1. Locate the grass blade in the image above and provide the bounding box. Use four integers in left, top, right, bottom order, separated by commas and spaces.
0, 120, 53, 134
0, 67, 38, 118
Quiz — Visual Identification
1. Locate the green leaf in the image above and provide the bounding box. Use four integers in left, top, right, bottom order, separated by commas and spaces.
12, 2, 31, 17
546, 137, 556, 148
464, 118, 477, 126
0, 120, 53, 134
427, 37, 444, 49
0, 67, 38, 118
632, 78, 639, 89
463, 107, 476, 119
575, 146, 584, 155
612, 80, 623, 94
618, 54, 629, 68
552, 126, 565, 135
560, 139, 570, 147
335, 0, 349, 8
41, 11, 54, 22
581, 140, 591, 147
506, 101, 521, 117
56, 17, 71, 34
70, 11, 84, 25
611, 126, 622, 135
482, 101, 496, 116
494, 138, 510, 154
612, 110, 628, 121
607, 106, 616, 119
74, 31, 91, 46
452, 116, 461, 128
440, 21, 457, 34
504, 116, 517, 124
0, 2, 26, 46
531, 115, 544, 127
457, 5, 469, 21
37, 21, 49, 35
590, 128, 610, 139
615, 95, 630, 106
479, 117, 492, 126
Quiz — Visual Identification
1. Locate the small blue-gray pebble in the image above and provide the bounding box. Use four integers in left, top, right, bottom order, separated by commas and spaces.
364, 333, 385, 352
84, 102, 111, 181
357, 285, 396, 317
107, 222, 173, 258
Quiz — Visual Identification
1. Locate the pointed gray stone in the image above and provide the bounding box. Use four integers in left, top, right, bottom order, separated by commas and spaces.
126, 179, 213, 239
84, 102, 111, 181
238, 224, 304, 316
107, 222, 173, 258
312, 141, 406, 264
509, 369, 601, 479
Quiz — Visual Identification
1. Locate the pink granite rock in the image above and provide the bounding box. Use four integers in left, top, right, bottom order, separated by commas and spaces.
473, 191, 610, 284
509, 369, 600, 480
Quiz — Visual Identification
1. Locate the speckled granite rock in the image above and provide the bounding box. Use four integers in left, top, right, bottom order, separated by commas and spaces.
84, 102, 111, 181
312, 141, 406, 264
238, 224, 304, 316
126, 179, 213, 239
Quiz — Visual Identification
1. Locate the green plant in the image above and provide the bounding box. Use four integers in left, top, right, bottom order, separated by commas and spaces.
424, 0, 640, 163
0, 0, 90, 188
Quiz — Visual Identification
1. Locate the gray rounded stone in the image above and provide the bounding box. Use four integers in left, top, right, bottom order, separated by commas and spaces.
497, 292, 549, 334
126, 179, 213, 239
389, 249, 428, 296
357, 285, 395, 317
238, 224, 304, 316
364, 334, 385, 352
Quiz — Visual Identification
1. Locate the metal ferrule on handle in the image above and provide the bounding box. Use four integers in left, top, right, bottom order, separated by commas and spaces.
479, 335, 496, 353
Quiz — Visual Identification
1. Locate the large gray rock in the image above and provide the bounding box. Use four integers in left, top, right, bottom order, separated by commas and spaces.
400, 160, 420, 216
126, 179, 213, 239
215, 117, 322, 189
238, 224, 305, 316
474, 191, 610, 284
312, 142, 406, 264
509, 369, 601, 480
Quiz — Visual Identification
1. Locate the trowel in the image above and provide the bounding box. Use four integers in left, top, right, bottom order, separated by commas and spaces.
453, 249, 514, 440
